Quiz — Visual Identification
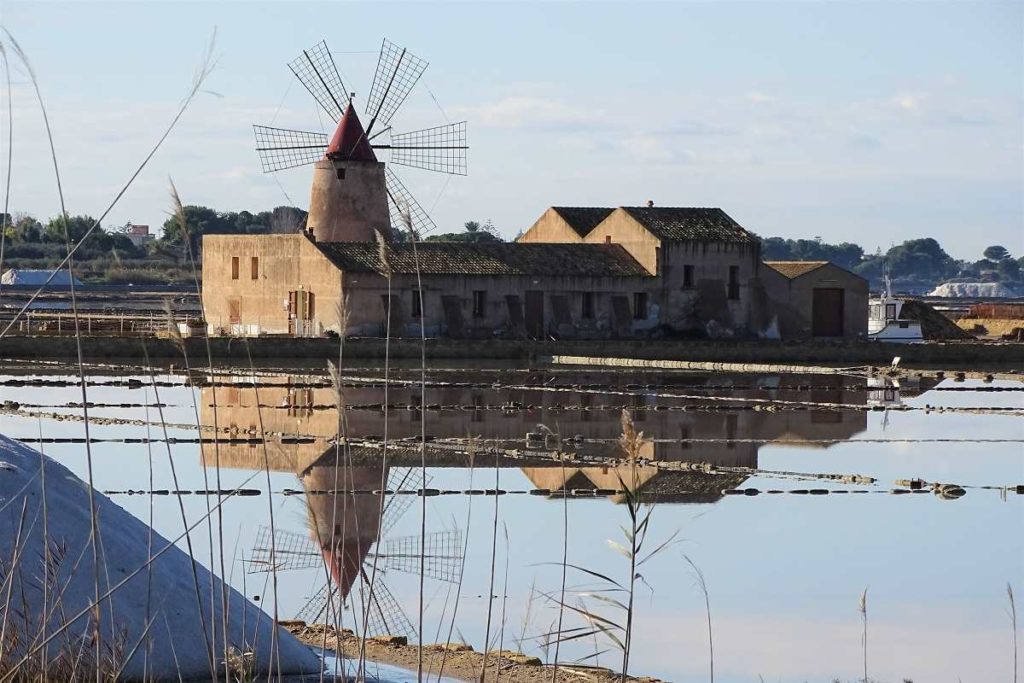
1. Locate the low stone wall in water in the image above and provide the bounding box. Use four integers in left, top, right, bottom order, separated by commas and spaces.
1, 334, 1022, 367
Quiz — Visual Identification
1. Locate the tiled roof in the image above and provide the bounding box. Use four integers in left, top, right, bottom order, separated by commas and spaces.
313, 241, 652, 277
621, 207, 758, 243
551, 207, 614, 237
764, 261, 830, 279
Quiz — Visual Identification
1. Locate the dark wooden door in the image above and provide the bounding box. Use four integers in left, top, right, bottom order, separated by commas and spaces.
812, 288, 844, 337
525, 290, 544, 339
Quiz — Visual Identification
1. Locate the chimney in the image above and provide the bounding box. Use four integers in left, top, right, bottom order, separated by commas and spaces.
646, 199, 654, 207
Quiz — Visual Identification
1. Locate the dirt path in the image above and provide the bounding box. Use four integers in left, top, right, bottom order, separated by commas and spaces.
282, 622, 666, 683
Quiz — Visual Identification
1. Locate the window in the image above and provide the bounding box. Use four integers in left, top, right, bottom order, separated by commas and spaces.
683, 264, 695, 288
231, 256, 239, 280
727, 266, 740, 300
251, 256, 259, 280
885, 303, 897, 321
411, 289, 422, 318
604, 235, 612, 244
581, 291, 595, 319
633, 292, 648, 320
472, 290, 486, 318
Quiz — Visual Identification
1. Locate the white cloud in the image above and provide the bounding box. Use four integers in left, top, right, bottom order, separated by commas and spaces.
890, 92, 926, 111
746, 91, 777, 104
449, 95, 603, 130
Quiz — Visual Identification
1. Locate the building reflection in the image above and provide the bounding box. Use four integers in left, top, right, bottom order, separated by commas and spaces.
198, 371, 919, 507
198, 371, 932, 623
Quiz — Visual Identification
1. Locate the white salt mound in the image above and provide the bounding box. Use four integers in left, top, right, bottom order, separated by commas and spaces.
928, 282, 1018, 298
0, 434, 320, 679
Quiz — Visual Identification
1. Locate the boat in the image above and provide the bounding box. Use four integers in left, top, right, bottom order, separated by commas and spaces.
868, 274, 923, 343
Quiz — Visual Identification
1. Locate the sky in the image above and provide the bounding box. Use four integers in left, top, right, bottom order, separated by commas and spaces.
0, 1, 1020, 260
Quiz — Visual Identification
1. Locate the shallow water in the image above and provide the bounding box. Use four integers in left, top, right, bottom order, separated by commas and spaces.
1, 362, 1021, 682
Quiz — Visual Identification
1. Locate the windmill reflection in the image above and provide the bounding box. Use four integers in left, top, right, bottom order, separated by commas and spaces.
199, 371, 927, 625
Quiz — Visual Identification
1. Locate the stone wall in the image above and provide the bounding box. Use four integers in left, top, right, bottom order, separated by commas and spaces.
201, 234, 342, 335
340, 271, 656, 339
517, 207, 586, 243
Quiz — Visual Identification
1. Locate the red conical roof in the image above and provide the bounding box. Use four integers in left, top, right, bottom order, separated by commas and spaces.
326, 102, 377, 162
321, 538, 374, 600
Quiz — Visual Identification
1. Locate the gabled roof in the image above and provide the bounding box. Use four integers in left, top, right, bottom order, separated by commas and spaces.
550, 207, 614, 238
620, 207, 758, 243
764, 261, 830, 279
313, 241, 651, 277
326, 102, 376, 162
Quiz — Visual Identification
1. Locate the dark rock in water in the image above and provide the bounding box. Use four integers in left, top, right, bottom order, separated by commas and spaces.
935, 484, 966, 500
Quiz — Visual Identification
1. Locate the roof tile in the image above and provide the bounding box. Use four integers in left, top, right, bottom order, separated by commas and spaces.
621, 207, 757, 243
313, 241, 651, 278
763, 261, 830, 279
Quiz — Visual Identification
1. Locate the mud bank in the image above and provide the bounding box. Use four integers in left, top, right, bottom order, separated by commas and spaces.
2, 334, 1022, 367
283, 622, 664, 683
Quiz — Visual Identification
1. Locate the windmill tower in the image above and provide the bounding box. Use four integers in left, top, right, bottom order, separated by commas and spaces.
254, 40, 467, 242
248, 461, 462, 638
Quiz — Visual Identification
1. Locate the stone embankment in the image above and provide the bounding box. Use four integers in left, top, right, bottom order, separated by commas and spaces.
1, 334, 1022, 368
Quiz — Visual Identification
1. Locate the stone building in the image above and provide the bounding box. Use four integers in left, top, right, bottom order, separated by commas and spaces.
521, 205, 763, 335
761, 261, 869, 339
202, 94, 866, 339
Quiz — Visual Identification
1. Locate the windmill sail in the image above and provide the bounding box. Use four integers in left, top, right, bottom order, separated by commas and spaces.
296, 581, 336, 624
288, 41, 350, 122
376, 529, 463, 583
253, 125, 328, 173
364, 39, 428, 136
363, 578, 417, 639
385, 168, 438, 237
381, 121, 468, 176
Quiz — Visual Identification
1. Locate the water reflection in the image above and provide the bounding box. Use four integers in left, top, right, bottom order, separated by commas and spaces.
199, 373, 888, 506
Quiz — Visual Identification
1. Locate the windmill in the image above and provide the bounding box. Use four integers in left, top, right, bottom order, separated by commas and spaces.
247, 466, 463, 639
253, 40, 467, 240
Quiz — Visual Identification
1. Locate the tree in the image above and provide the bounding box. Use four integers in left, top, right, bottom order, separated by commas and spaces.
983, 245, 1010, 261
424, 219, 504, 244
997, 258, 1021, 281
759, 236, 864, 270
43, 215, 104, 247
885, 237, 957, 282
11, 214, 42, 243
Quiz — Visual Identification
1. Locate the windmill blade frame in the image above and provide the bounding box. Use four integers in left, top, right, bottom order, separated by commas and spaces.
379, 121, 468, 176
375, 529, 463, 584
385, 167, 438, 237
246, 524, 325, 573
253, 125, 328, 173
380, 466, 425, 537
295, 580, 336, 624
288, 40, 350, 122
364, 39, 428, 136
362, 574, 417, 640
